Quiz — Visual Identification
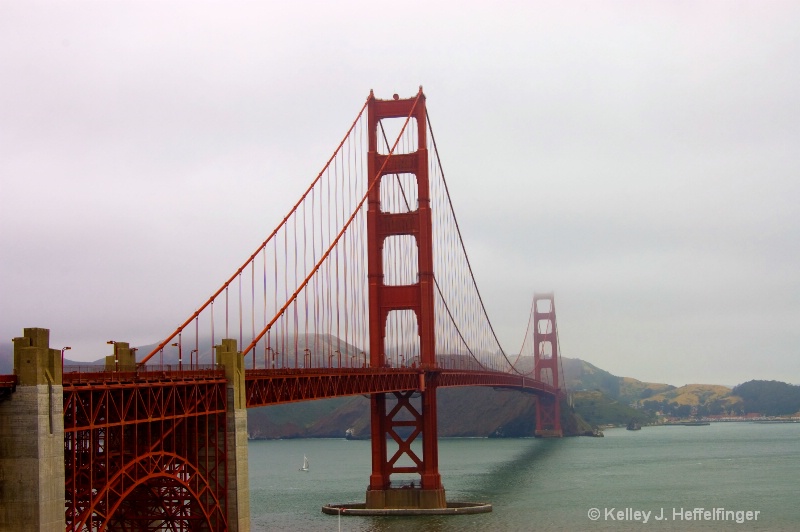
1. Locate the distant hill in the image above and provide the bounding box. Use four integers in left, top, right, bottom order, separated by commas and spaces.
637, 383, 742, 417
561, 357, 623, 397
248, 396, 357, 439
732, 380, 800, 416
570, 390, 654, 426
645, 383, 733, 406
559, 358, 667, 424
618, 377, 675, 404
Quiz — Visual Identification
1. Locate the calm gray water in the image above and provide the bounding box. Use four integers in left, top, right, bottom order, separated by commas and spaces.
248, 422, 799, 531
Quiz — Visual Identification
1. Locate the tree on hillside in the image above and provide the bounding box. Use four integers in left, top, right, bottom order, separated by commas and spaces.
732, 380, 800, 416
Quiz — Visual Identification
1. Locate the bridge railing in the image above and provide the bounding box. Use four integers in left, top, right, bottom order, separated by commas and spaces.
63, 364, 224, 384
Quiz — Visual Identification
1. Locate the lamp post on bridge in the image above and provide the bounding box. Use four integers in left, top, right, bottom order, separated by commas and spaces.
60, 346, 71, 375
171, 342, 182, 371
303, 348, 311, 369
190, 349, 198, 370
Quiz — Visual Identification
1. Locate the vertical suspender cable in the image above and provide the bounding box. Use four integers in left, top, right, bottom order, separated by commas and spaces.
238, 273, 243, 353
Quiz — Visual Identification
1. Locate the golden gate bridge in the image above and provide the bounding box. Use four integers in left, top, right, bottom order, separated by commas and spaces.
0, 88, 564, 531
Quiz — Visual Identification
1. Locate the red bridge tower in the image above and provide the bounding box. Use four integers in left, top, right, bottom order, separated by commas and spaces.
365, 88, 446, 509
533, 292, 563, 437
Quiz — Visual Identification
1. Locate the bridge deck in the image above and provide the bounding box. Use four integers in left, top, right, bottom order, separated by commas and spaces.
245, 367, 557, 408
3, 367, 556, 408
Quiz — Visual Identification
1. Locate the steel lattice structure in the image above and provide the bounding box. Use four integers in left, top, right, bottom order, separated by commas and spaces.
63, 372, 229, 531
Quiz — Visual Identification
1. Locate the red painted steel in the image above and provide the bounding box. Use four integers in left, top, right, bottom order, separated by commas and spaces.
434, 370, 558, 395
246, 368, 420, 406
245, 368, 558, 407
63, 365, 222, 385
366, 88, 443, 495
63, 372, 228, 531
367, 89, 434, 369
0, 374, 15, 402
533, 292, 562, 435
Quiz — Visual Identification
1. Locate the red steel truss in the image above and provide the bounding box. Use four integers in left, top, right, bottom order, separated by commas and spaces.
63, 371, 228, 531
533, 292, 563, 436
245, 368, 421, 406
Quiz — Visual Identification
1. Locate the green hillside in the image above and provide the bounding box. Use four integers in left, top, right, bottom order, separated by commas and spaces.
733, 380, 800, 416
247, 397, 355, 439
571, 390, 654, 426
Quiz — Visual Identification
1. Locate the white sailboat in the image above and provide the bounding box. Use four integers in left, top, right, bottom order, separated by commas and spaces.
299, 454, 309, 472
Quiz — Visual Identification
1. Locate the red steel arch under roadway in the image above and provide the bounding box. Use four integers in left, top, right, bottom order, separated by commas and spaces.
62, 370, 229, 531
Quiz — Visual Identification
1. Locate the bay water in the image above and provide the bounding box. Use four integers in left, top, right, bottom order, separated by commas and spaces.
248, 422, 799, 531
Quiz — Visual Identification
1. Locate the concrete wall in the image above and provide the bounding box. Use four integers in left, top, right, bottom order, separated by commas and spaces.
0, 328, 65, 532
216, 339, 250, 532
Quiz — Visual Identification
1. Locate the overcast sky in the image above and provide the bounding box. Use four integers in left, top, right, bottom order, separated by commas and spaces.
2, 1, 798, 386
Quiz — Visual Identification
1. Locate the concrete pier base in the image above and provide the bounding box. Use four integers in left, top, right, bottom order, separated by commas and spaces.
323, 501, 493, 516
365, 487, 447, 510
0, 328, 65, 532
216, 339, 250, 532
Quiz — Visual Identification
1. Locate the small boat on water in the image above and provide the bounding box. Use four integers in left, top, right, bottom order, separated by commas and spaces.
299, 455, 309, 472
345, 427, 368, 440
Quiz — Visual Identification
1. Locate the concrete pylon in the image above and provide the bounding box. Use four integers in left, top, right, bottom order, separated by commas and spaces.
0, 328, 66, 531
216, 339, 250, 532
104, 341, 135, 371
